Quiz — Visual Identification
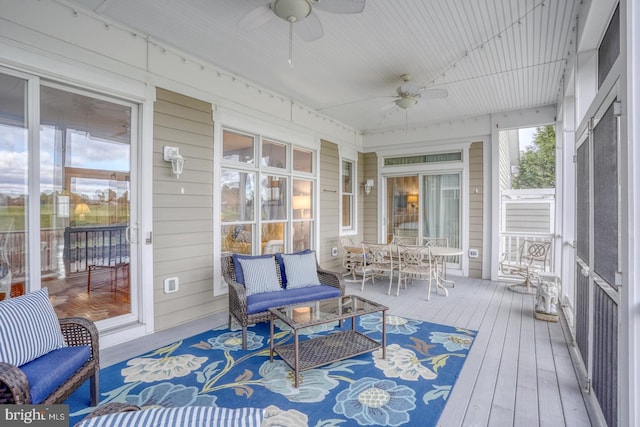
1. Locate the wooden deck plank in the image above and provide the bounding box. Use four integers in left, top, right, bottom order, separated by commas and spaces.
437, 279, 505, 425
487, 291, 522, 425
549, 317, 592, 427
451, 282, 513, 425
514, 295, 541, 426
535, 321, 567, 426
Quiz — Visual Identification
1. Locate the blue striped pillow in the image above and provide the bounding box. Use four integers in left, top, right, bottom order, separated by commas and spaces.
0, 288, 66, 366
76, 406, 264, 427
281, 252, 321, 289
238, 256, 282, 296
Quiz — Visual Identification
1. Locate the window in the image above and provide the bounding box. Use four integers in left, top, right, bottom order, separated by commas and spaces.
220, 128, 316, 255
384, 152, 462, 166
222, 129, 254, 164
341, 159, 355, 231
261, 139, 286, 169
293, 147, 313, 173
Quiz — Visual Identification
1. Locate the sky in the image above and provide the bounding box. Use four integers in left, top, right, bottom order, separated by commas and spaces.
518, 127, 538, 152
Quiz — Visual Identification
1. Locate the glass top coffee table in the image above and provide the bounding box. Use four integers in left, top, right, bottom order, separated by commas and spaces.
269, 295, 388, 387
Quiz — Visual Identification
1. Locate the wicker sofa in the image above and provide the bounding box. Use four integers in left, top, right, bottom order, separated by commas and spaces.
0, 289, 99, 406
222, 251, 344, 349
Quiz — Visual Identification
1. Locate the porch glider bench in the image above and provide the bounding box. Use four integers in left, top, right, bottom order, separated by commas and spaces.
222, 250, 344, 349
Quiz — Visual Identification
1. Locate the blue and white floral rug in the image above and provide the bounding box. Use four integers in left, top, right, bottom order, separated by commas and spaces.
67, 315, 476, 426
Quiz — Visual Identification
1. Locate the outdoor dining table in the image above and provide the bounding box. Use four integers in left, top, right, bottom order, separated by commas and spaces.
428, 246, 464, 296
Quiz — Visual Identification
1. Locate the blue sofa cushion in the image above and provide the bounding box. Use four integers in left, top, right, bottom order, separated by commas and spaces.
246, 285, 341, 314
274, 249, 312, 288
76, 406, 264, 427
232, 253, 275, 285
20, 345, 91, 404
0, 288, 66, 366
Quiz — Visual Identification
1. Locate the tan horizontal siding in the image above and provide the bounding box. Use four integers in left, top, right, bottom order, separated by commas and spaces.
468, 142, 483, 278
362, 152, 378, 243
153, 88, 217, 331
319, 140, 342, 271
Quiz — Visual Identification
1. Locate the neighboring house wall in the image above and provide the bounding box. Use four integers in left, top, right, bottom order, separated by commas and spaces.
318, 140, 341, 271
153, 88, 222, 330
362, 152, 378, 243
504, 202, 552, 233
468, 142, 483, 278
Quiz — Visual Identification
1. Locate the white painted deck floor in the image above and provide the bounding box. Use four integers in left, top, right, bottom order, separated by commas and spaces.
102, 275, 596, 426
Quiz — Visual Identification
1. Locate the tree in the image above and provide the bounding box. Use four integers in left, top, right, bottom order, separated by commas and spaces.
513, 125, 556, 189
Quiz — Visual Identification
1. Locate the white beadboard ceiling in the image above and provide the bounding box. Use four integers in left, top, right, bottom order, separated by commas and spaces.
66, 0, 579, 134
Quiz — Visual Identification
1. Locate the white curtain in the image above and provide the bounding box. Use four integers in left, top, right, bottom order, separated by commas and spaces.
422, 174, 460, 249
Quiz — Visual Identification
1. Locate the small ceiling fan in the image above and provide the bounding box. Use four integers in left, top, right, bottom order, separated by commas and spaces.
239, 0, 366, 64
380, 74, 448, 113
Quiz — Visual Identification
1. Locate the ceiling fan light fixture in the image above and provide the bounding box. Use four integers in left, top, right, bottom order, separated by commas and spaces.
395, 96, 417, 109
273, 0, 312, 22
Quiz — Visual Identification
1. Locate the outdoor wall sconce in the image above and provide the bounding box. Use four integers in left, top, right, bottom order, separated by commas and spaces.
361, 179, 375, 195
163, 146, 184, 178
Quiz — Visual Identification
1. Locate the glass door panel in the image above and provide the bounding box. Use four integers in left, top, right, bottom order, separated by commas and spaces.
422, 173, 461, 266
0, 72, 29, 300
40, 84, 133, 322
385, 176, 419, 243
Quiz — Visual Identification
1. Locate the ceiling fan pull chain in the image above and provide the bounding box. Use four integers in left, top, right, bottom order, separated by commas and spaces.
288, 22, 293, 66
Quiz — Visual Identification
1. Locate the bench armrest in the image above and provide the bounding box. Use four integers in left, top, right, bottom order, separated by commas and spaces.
59, 317, 100, 366
0, 362, 30, 404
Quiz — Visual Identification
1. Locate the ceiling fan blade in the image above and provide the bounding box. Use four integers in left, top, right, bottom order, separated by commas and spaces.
313, 0, 366, 14
420, 88, 448, 99
380, 100, 399, 113
238, 4, 274, 30
294, 11, 323, 41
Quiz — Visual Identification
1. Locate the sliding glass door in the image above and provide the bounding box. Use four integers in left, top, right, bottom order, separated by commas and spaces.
0, 68, 138, 325
384, 172, 461, 267
0, 72, 29, 300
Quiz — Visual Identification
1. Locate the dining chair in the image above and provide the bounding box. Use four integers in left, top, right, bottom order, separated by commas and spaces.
391, 234, 418, 245
421, 236, 449, 247
339, 236, 364, 280
396, 244, 435, 298
421, 236, 449, 279
359, 242, 394, 292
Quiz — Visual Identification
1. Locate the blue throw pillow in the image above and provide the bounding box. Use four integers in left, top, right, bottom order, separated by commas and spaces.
0, 288, 66, 366
275, 249, 312, 287
232, 253, 273, 285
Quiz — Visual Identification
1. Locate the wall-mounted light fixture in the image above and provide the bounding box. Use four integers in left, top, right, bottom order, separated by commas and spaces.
163, 146, 184, 178
361, 179, 375, 195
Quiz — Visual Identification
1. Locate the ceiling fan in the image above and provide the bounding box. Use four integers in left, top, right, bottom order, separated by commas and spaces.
239, 0, 366, 64
381, 74, 448, 113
